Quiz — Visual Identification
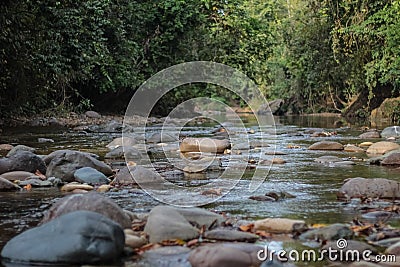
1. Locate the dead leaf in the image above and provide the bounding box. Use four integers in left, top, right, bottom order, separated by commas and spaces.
239, 223, 254, 233
23, 184, 32, 190
35, 170, 46, 180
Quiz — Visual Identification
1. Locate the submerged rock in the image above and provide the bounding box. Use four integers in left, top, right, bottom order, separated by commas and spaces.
41, 192, 131, 228
112, 166, 163, 185
381, 152, 400, 165
308, 141, 344, 150
337, 177, 400, 199
1, 211, 124, 264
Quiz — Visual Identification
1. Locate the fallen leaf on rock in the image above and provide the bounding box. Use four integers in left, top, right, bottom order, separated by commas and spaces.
135, 243, 161, 254
34, 170, 46, 180
23, 184, 32, 190
310, 223, 327, 228
239, 223, 254, 232
160, 239, 186, 246
351, 224, 374, 234
255, 230, 273, 238
186, 239, 199, 247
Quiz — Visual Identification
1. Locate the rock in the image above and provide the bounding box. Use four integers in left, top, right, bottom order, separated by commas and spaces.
381, 152, 400, 165
254, 218, 307, 234
183, 164, 207, 173
106, 137, 137, 150
125, 234, 147, 249
40, 192, 131, 228
105, 146, 141, 160
0, 151, 46, 175
359, 141, 374, 147
1, 211, 124, 264
45, 150, 112, 182
97, 184, 112, 193
112, 166, 163, 185
147, 132, 178, 143
232, 143, 251, 151
271, 158, 286, 164
0, 171, 37, 181
19, 178, 52, 187
308, 141, 344, 150
362, 211, 396, 221
173, 206, 225, 229
359, 131, 381, 139
344, 144, 365, 152
314, 155, 341, 163
74, 167, 109, 185
373, 237, 400, 247
299, 223, 353, 241
61, 182, 94, 192
43, 149, 100, 164
322, 240, 377, 260
257, 99, 284, 115
386, 241, 400, 256
91, 120, 122, 133
6, 145, 35, 157
180, 138, 230, 153
189, 243, 264, 267
0, 144, 13, 151
249, 195, 276, 201
139, 246, 191, 267
144, 206, 199, 243
381, 126, 400, 139
204, 229, 259, 242
366, 141, 400, 155
38, 138, 54, 143
85, 110, 101, 118
265, 191, 296, 200
0, 177, 21, 191
337, 177, 400, 199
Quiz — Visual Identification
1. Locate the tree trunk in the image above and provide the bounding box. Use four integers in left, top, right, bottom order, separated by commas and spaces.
343, 84, 400, 119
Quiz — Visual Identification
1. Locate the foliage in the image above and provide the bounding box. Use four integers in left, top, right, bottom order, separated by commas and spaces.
1, 0, 399, 118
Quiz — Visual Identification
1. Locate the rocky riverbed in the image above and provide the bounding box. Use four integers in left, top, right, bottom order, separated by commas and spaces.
0, 113, 399, 266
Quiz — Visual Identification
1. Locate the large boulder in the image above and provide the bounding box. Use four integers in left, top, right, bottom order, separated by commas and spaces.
180, 138, 230, 153
40, 192, 131, 228
0, 177, 21, 191
366, 141, 400, 155
0, 151, 46, 175
45, 150, 112, 182
308, 141, 344, 150
381, 126, 400, 139
337, 177, 400, 199
1, 211, 124, 264
74, 167, 109, 185
144, 206, 199, 243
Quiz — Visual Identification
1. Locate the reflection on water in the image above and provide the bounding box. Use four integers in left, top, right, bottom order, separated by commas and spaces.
0, 115, 399, 262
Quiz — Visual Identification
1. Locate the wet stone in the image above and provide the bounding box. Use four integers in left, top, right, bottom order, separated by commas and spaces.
204, 229, 259, 242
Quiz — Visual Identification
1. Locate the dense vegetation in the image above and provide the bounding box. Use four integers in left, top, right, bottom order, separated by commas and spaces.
1, 0, 399, 120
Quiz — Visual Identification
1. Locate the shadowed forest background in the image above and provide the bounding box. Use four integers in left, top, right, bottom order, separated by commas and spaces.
1, 0, 399, 121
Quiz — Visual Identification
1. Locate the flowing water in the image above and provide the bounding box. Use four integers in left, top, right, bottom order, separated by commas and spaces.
0, 115, 399, 266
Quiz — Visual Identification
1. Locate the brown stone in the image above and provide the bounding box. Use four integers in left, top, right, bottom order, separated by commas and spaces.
180, 138, 230, 153
308, 141, 344, 150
